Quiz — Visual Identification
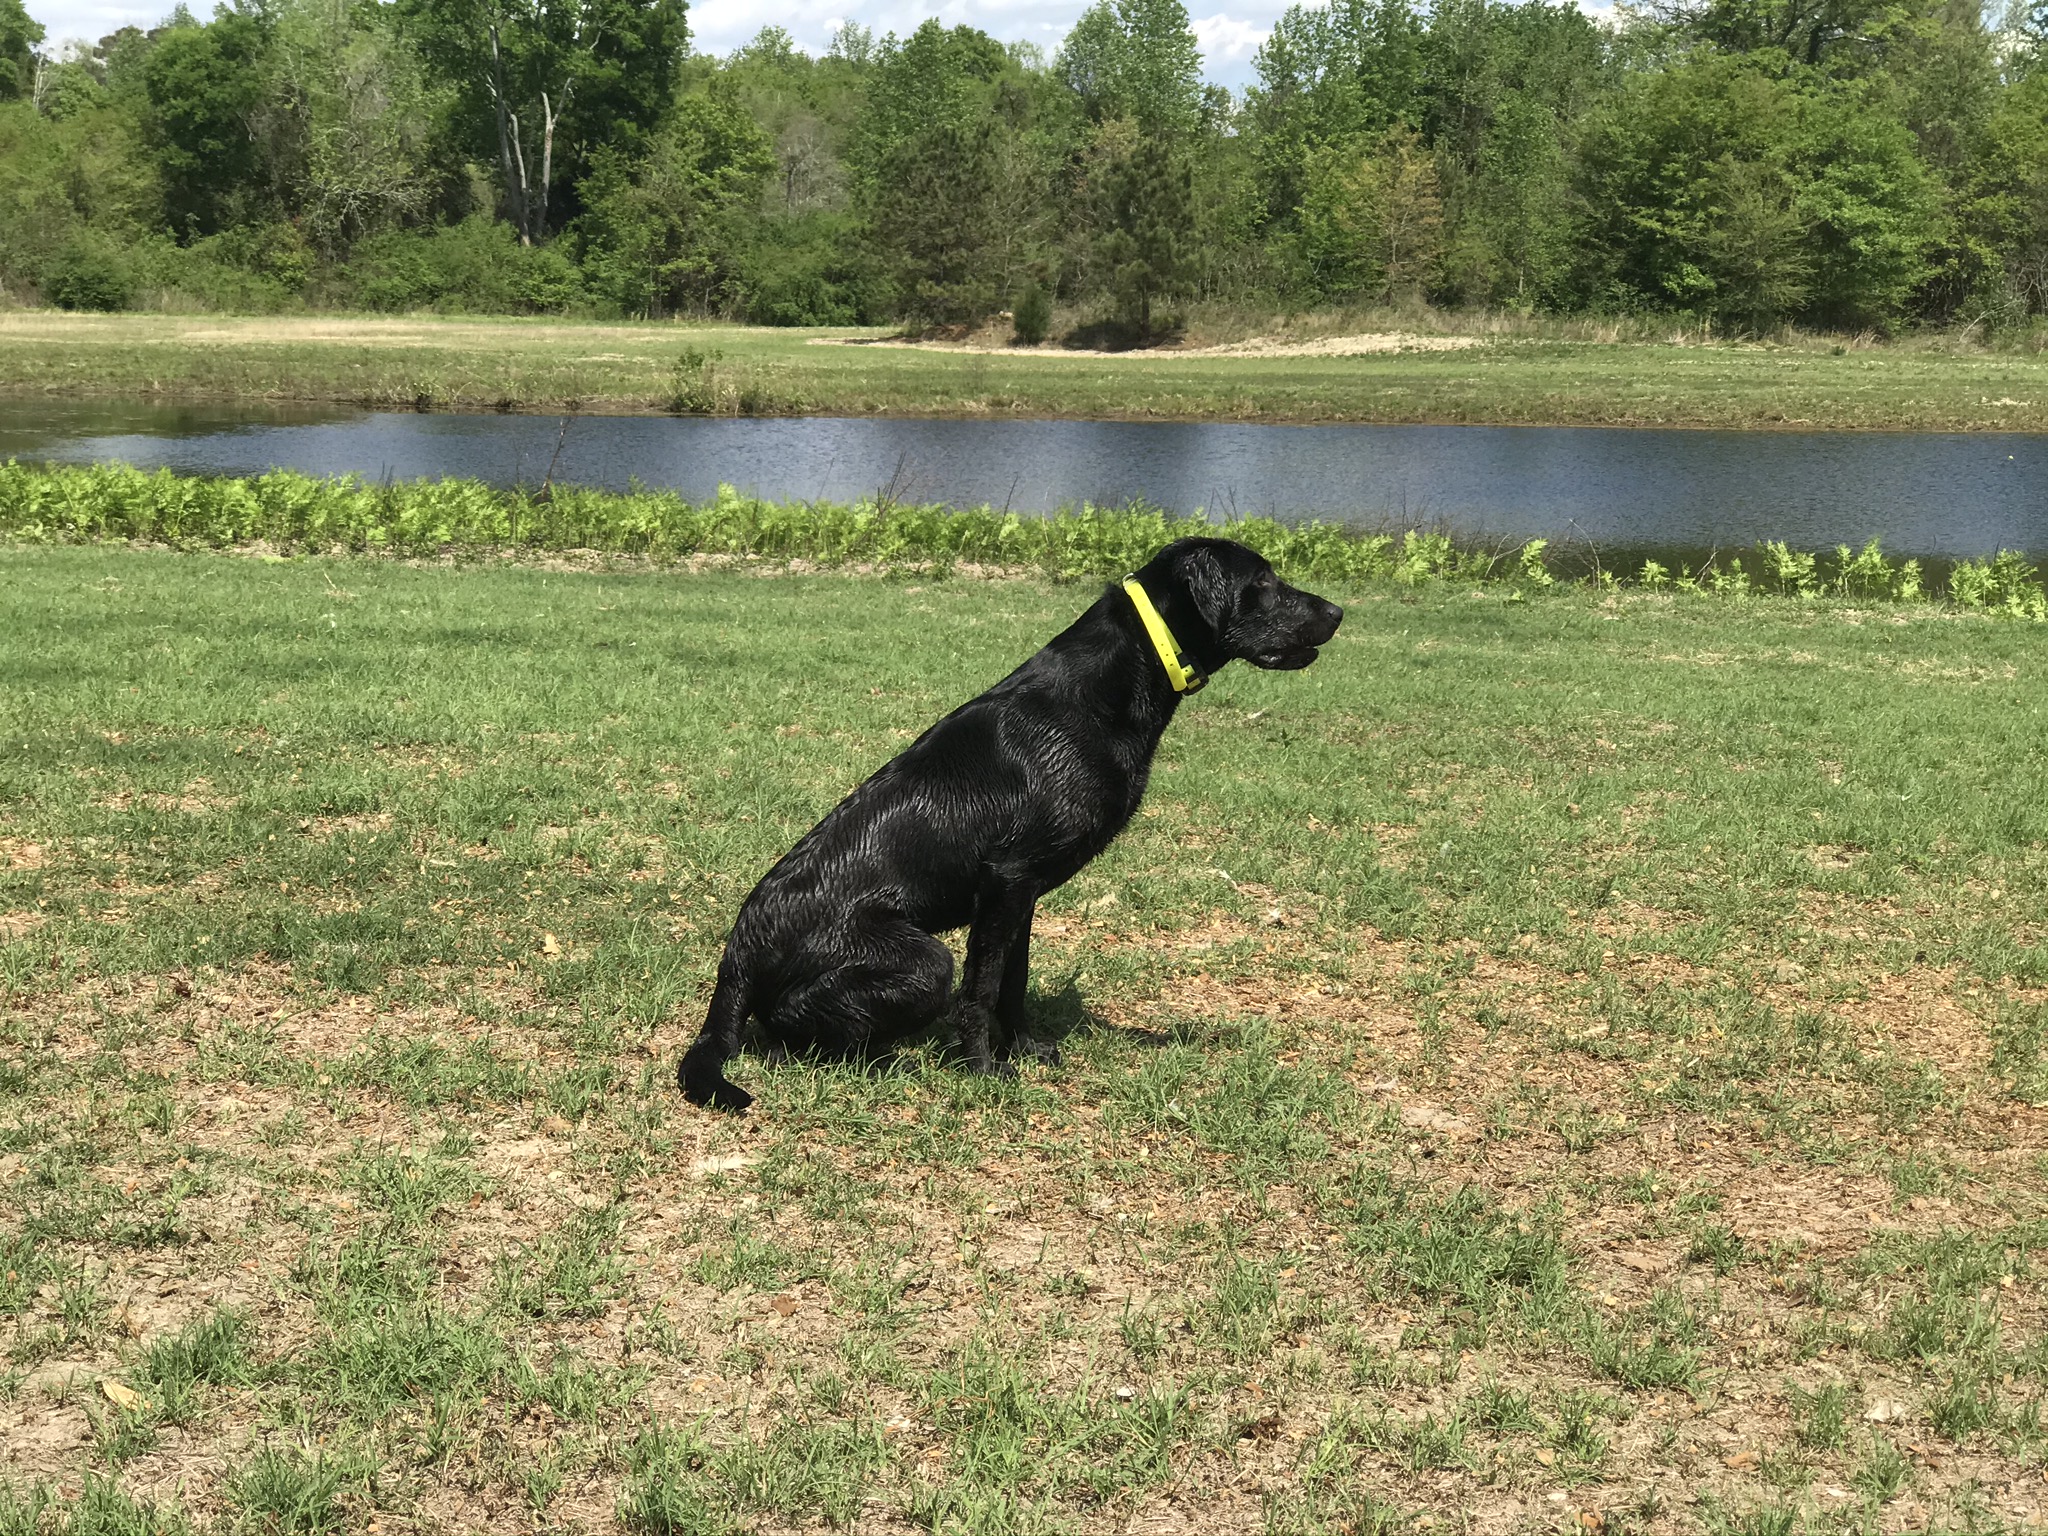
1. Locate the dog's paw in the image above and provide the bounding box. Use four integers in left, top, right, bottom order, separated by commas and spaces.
1010, 1036, 1062, 1068
678, 1055, 754, 1114
684, 1077, 754, 1114
706, 1080, 755, 1113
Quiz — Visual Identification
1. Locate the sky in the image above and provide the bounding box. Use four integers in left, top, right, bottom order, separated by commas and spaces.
23, 0, 1287, 86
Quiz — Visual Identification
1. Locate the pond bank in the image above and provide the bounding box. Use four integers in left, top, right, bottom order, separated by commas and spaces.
7, 312, 2048, 432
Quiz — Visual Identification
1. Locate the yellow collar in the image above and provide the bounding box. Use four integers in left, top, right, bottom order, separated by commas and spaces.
1122, 578, 1207, 694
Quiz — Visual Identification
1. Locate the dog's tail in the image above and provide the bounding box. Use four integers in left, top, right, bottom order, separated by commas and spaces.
678, 960, 755, 1112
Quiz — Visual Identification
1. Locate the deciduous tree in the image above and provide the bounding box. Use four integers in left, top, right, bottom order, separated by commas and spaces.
0, 0, 42, 101
398, 0, 688, 244
1299, 126, 1444, 300
140, 9, 269, 238
1056, 0, 1204, 136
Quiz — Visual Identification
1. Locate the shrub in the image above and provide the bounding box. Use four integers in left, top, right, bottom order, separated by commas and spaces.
42, 239, 134, 311
1011, 281, 1051, 345
343, 219, 585, 315
749, 269, 861, 326
127, 231, 302, 314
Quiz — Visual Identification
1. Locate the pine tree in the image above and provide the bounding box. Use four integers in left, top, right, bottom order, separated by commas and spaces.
1098, 131, 1194, 335
871, 117, 1004, 324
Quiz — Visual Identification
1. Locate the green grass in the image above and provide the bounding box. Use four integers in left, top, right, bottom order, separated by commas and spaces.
10, 310, 2048, 429
131, 1308, 253, 1425
0, 543, 2044, 1532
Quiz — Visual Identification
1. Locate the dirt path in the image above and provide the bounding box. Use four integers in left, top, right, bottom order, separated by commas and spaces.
811, 330, 1484, 359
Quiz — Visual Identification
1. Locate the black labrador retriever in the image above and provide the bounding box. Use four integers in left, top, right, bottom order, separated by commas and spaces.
678, 536, 1343, 1111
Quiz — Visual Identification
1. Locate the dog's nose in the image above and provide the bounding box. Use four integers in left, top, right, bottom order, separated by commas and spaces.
1320, 599, 1344, 636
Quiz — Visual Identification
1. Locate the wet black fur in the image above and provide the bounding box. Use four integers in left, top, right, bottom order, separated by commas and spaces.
677, 537, 1345, 1112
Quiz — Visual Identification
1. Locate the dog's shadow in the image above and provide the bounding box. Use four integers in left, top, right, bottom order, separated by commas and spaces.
922, 979, 1107, 1070
1020, 980, 1170, 1052
741, 979, 1151, 1081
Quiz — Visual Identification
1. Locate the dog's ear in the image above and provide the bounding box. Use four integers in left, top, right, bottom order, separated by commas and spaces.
1178, 544, 1235, 635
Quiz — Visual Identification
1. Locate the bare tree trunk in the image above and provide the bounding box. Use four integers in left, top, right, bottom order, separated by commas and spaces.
483, 1, 596, 247
486, 16, 530, 243
509, 110, 533, 244
536, 88, 567, 244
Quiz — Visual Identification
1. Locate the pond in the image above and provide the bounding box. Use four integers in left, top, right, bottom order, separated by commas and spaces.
5, 401, 2046, 558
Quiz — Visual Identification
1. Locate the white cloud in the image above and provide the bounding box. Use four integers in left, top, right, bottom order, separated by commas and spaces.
28, 0, 176, 49
26, 0, 1284, 85
1191, 11, 1270, 69
681, 0, 1282, 84
689, 0, 1092, 60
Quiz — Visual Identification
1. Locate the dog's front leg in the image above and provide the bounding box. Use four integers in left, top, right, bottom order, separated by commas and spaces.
999, 908, 1059, 1065
954, 866, 1035, 1076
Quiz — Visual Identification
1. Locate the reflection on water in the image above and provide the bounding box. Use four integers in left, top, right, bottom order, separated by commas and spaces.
0, 401, 347, 459
5, 402, 2045, 558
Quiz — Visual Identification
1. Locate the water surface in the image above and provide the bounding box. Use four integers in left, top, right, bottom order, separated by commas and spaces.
6, 402, 2044, 557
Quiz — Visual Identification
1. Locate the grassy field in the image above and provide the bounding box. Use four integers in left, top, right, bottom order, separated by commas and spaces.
1, 546, 2046, 1536
9, 311, 2048, 429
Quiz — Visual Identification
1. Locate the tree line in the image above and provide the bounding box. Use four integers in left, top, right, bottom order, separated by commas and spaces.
3, 0, 2047, 335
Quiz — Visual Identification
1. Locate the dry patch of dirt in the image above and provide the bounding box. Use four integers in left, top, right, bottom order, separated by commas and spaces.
809, 331, 1483, 360
1194, 332, 1482, 358
96, 779, 240, 815
1, 836, 50, 869
0, 313, 699, 351
299, 811, 394, 839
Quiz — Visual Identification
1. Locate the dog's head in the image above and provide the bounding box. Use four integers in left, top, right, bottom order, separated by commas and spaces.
1137, 537, 1344, 674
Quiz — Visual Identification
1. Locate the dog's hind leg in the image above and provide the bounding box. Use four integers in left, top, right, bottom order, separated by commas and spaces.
678, 960, 756, 1113
766, 915, 954, 1065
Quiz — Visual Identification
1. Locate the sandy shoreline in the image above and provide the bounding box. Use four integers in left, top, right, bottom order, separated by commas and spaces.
808, 331, 1484, 359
